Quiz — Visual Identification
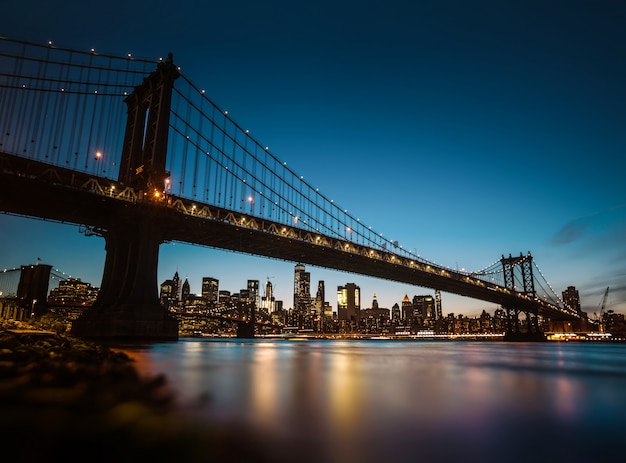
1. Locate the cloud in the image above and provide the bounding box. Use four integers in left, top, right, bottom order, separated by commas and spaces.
549, 220, 589, 245
549, 204, 626, 247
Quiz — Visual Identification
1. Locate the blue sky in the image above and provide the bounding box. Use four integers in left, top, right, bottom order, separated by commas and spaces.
1, 1, 625, 317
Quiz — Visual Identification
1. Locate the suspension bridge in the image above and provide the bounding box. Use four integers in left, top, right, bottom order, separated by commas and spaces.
0, 37, 582, 340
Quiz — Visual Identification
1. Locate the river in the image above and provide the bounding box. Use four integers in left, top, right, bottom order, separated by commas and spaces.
120, 338, 626, 462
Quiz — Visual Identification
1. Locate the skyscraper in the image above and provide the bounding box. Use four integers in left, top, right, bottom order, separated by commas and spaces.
312, 280, 326, 315
402, 294, 413, 320
413, 295, 435, 319
261, 279, 275, 312
247, 280, 259, 308
337, 283, 360, 323
435, 290, 442, 320
562, 286, 581, 313
172, 271, 181, 301
160, 270, 181, 308
181, 277, 190, 302
294, 264, 310, 314
202, 277, 219, 304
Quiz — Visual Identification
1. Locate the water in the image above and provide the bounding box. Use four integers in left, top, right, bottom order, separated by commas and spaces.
120, 339, 626, 462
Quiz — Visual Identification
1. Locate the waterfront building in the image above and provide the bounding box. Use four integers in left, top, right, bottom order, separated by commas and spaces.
562, 286, 581, 313
47, 277, 98, 307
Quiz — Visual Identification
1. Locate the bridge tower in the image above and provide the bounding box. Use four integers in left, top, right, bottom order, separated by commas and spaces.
71, 56, 180, 341
118, 53, 179, 195
501, 252, 544, 341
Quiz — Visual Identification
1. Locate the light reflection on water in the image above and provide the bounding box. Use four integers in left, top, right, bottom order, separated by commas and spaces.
122, 340, 626, 462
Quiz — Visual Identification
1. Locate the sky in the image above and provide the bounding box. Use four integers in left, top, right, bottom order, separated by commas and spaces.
1, 0, 625, 317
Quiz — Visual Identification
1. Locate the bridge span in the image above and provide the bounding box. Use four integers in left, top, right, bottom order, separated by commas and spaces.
0, 150, 577, 322
0, 37, 581, 340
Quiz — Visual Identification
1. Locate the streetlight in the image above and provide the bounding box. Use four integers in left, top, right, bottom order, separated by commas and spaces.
94, 151, 102, 176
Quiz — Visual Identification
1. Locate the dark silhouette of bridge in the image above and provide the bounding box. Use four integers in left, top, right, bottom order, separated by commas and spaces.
0, 38, 582, 340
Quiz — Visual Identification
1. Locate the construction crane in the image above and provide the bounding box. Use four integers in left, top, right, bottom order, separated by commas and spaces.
597, 286, 610, 333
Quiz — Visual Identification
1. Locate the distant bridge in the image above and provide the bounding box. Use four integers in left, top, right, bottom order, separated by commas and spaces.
0, 37, 581, 340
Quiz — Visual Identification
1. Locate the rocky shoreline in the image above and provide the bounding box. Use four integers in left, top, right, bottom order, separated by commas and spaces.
0, 319, 269, 462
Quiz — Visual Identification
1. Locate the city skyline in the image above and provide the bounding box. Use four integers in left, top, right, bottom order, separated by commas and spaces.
1, 1, 624, 317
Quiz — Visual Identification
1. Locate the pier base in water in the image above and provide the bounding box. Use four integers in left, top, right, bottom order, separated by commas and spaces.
503, 330, 547, 342
236, 321, 255, 338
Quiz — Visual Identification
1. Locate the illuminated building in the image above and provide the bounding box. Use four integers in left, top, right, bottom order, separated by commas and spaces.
294, 263, 310, 315
247, 280, 259, 308
181, 277, 190, 302
402, 294, 413, 320
391, 302, 401, 320
337, 283, 360, 323
361, 294, 390, 320
562, 286, 581, 313
413, 295, 435, 319
202, 277, 219, 304
160, 271, 181, 308
47, 277, 98, 307
261, 279, 275, 312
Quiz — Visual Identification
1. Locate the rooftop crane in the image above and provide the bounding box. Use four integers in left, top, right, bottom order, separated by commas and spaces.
597, 286, 610, 332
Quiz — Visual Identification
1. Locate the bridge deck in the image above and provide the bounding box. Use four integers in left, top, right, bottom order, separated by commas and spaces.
0, 151, 578, 321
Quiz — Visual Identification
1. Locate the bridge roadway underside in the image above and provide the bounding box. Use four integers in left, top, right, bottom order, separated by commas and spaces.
0, 152, 573, 328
